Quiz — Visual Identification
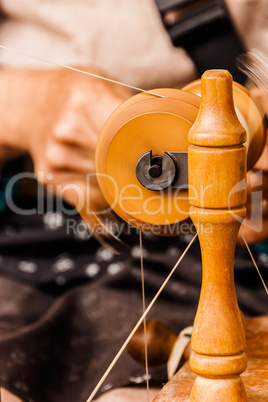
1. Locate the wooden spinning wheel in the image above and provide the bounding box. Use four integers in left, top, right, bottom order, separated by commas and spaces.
94, 70, 268, 401
0, 37, 267, 402
96, 88, 199, 235
95, 75, 265, 235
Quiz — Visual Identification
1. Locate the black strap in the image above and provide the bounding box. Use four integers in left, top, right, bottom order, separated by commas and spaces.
155, 0, 246, 84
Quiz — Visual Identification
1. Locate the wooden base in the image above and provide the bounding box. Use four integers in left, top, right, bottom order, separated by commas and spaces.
154, 316, 268, 402
190, 375, 247, 401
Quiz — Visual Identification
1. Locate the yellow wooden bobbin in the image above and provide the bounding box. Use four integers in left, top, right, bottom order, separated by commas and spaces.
96, 88, 200, 236
95, 81, 266, 237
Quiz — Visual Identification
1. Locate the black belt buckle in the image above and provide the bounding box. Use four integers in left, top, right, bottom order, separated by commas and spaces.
156, 0, 227, 46
155, 0, 246, 83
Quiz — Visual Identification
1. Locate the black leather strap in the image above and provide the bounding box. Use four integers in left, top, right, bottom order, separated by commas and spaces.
155, 0, 246, 84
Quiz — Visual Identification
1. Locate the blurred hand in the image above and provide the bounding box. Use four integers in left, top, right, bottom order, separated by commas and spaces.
237, 61, 268, 245
223, 0, 268, 245
0, 68, 131, 212
238, 138, 268, 245
26, 69, 131, 207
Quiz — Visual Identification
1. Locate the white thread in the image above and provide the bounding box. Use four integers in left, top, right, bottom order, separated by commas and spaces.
86, 233, 197, 402
139, 230, 150, 401
0, 45, 166, 98
240, 229, 268, 296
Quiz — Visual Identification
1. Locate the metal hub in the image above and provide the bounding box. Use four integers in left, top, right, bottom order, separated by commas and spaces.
136, 150, 188, 191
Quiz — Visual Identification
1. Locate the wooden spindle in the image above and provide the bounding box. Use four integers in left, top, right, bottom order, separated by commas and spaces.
188, 70, 248, 400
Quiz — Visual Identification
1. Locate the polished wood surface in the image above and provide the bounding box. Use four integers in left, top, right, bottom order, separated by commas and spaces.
154, 316, 268, 401
94, 69, 267, 400
188, 70, 248, 400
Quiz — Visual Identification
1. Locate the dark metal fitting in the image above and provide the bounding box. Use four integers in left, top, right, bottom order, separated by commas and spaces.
136, 150, 188, 191
148, 156, 163, 178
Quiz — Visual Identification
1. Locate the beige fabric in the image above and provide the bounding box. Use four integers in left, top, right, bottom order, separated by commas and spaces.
225, 0, 268, 53
0, 0, 197, 89
0, 0, 267, 89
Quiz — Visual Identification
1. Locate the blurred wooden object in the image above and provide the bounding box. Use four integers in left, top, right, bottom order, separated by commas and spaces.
127, 319, 177, 367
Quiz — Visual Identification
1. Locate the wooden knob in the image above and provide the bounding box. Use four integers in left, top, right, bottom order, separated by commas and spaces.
127, 319, 177, 367
188, 70, 246, 147
183, 75, 266, 170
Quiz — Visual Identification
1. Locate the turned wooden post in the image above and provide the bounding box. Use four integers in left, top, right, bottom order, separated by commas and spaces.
188, 70, 248, 400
